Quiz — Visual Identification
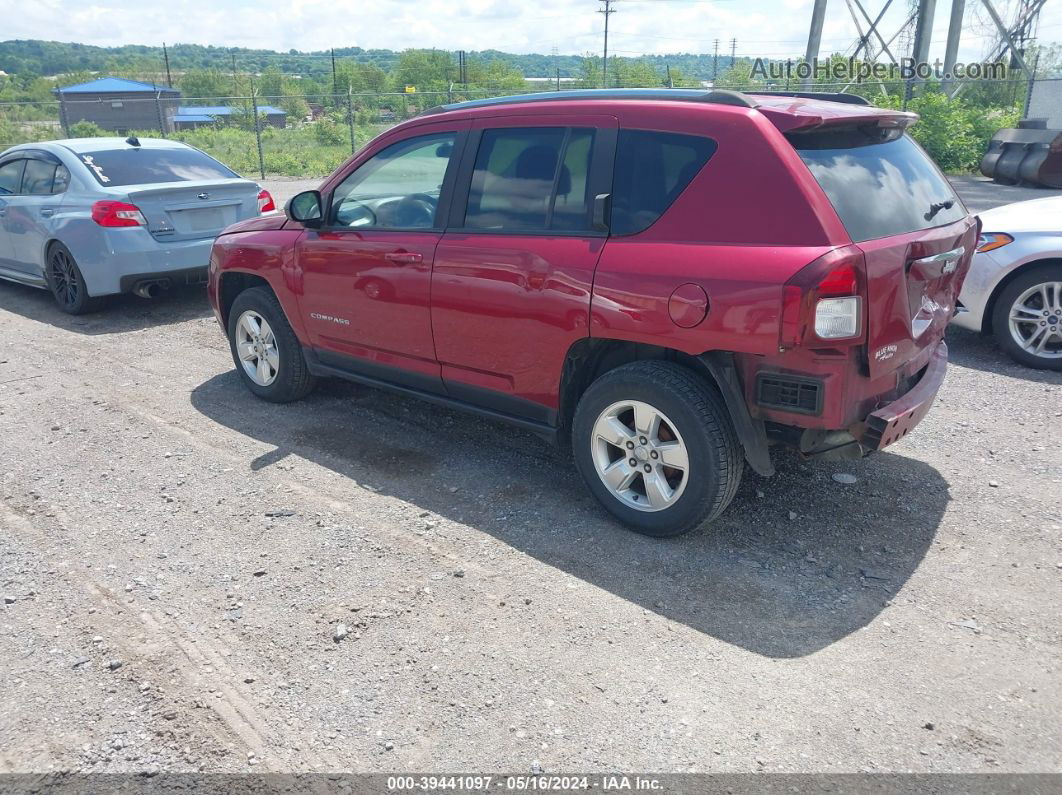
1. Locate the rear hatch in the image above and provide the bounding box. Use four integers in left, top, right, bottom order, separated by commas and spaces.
71, 143, 260, 242
790, 123, 977, 379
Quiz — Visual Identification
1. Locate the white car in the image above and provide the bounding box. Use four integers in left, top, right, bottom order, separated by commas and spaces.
952, 195, 1062, 369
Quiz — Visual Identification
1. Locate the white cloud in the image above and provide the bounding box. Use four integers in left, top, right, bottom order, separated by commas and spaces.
3, 0, 1059, 66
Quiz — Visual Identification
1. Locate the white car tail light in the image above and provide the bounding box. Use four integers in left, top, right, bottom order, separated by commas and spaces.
814, 296, 862, 339
91, 200, 146, 228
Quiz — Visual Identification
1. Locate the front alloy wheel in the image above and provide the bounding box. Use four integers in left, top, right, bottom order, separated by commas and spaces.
992, 265, 1062, 370
1007, 281, 1062, 361
235, 310, 280, 386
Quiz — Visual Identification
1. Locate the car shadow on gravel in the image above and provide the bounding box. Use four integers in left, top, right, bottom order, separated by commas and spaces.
0, 281, 212, 335
191, 371, 950, 659
947, 327, 1062, 385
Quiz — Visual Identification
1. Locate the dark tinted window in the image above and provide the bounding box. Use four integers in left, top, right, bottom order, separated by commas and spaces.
464, 127, 595, 232
0, 159, 24, 195
611, 130, 717, 236
792, 129, 966, 242
74, 147, 238, 187
22, 159, 60, 195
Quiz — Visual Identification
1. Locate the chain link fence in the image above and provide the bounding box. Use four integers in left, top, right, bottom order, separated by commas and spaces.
2, 77, 1059, 178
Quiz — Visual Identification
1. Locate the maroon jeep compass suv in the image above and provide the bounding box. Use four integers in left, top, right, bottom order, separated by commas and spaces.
208, 88, 975, 537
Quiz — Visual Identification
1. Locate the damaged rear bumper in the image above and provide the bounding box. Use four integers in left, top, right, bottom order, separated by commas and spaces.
856, 340, 948, 451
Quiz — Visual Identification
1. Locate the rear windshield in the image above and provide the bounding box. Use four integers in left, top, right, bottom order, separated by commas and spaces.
72, 147, 238, 187
791, 128, 966, 242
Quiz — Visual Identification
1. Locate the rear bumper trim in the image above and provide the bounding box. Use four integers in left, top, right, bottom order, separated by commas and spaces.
857, 340, 948, 450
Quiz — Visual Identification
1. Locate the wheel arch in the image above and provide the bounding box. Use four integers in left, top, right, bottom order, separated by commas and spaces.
558, 338, 774, 476
217, 271, 273, 330
982, 257, 1062, 334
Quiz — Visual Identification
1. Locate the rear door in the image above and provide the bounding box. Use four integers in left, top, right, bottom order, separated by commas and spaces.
0, 157, 25, 271
792, 128, 977, 378
5, 153, 69, 274
432, 115, 616, 419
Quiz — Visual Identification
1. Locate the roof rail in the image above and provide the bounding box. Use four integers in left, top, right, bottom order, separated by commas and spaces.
745, 90, 871, 106
417, 87, 868, 117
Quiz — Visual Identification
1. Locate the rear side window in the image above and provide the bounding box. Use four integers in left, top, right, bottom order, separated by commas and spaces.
610, 130, 717, 236
72, 147, 238, 187
792, 129, 966, 242
0, 159, 24, 195
464, 127, 596, 232
22, 159, 61, 195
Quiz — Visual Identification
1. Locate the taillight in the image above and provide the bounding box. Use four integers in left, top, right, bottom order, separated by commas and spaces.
257, 189, 276, 214
91, 200, 146, 228
780, 246, 867, 348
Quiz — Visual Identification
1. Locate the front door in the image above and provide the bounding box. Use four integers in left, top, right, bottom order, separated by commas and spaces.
295, 125, 466, 392
0, 158, 26, 272
431, 116, 616, 421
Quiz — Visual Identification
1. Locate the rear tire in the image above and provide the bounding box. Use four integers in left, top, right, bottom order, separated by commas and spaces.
991, 264, 1062, 370
45, 243, 102, 315
227, 286, 317, 402
572, 361, 742, 537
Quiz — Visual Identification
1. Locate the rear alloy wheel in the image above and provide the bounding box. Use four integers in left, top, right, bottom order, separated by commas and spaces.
992, 265, 1062, 370
227, 286, 317, 402
45, 243, 100, 315
572, 361, 742, 537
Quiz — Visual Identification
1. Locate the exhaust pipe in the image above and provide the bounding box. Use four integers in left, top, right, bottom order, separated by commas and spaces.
132, 279, 170, 299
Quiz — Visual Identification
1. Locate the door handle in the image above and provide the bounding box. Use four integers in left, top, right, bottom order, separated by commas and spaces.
40, 208, 55, 217
384, 251, 423, 265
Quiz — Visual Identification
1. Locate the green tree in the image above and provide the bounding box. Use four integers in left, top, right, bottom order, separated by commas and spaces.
180, 68, 235, 100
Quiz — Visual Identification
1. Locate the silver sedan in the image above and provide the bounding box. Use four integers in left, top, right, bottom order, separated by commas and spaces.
0, 137, 274, 314
952, 195, 1062, 370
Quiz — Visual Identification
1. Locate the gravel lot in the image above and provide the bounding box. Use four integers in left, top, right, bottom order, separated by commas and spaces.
0, 180, 1060, 775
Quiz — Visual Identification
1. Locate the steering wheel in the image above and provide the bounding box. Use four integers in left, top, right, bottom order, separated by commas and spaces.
393, 193, 438, 228
336, 200, 377, 228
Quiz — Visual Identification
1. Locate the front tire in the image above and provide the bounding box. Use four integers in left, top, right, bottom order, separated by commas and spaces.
991, 265, 1062, 370
572, 361, 742, 537
45, 243, 101, 315
227, 286, 317, 402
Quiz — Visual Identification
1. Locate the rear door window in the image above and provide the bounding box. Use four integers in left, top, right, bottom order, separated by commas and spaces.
464, 127, 596, 232
22, 159, 60, 195
610, 130, 717, 236
69, 147, 238, 187
791, 129, 966, 242
0, 159, 24, 195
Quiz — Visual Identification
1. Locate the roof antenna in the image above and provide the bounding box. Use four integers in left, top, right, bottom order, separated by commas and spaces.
126, 135, 141, 147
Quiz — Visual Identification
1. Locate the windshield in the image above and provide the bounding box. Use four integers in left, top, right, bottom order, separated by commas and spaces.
791, 129, 966, 242
71, 147, 238, 187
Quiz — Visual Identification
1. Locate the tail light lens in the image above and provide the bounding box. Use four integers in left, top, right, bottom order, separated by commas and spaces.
257, 189, 276, 214
780, 246, 867, 348
91, 200, 146, 228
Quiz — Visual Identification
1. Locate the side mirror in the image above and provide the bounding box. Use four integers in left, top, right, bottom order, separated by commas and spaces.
286, 190, 323, 227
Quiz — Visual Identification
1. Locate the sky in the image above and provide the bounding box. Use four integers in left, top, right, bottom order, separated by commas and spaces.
1, 0, 1059, 65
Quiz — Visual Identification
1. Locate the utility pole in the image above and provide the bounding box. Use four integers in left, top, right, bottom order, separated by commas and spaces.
331, 48, 338, 96
907, 0, 937, 100
804, 0, 828, 88
230, 52, 239, 100
162, 42, 172, 88
598, 0, 616, 89
713, 39, 720, 80
730, 37, 737, 70
666, 64, 673, 88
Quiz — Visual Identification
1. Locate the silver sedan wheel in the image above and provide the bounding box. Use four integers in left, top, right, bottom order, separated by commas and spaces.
1008, 281, 1062, 360
235, 310, 280, 386
591, 399, 690, 512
